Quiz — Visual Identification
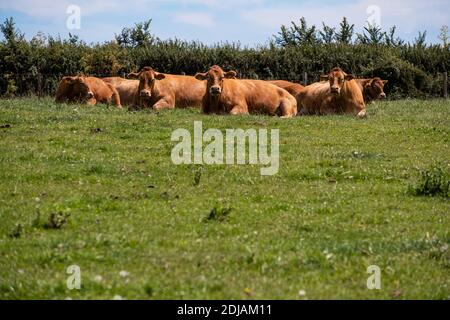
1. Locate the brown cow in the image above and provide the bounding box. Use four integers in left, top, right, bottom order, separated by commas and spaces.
268, 80, 304, 96
127, 67, 205, 110
194, 65, 297, 117
297, 67, 366, 118
355, 78, 388, 102
55, 76, 121, 108
102, 77, 142, 108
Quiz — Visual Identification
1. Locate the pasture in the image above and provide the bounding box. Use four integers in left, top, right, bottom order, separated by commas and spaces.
0, 97, 449, 299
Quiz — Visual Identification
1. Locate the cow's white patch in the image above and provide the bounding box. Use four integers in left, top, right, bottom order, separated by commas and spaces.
171, 121, 279, 176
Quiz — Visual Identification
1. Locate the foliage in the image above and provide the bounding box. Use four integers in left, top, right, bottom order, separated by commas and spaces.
410, 166, 450, 198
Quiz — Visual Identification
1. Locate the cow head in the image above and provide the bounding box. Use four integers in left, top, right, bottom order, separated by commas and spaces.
67, 76, 95, 100
127, 67, 165, 99
363, 77, 388, 100
320, 67, 354, 95
195, 65, 237, 96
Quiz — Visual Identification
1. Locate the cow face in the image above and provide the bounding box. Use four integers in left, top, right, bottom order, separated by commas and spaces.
321, 68, 354, 95
364, 78, 388, 100
68, 76, 94, 100
128, 67, 165, 99
195, 65, 237, 96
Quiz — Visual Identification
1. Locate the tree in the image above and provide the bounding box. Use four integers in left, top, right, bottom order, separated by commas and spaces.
115, 19, 156, 48
274, 17, 318, 46
319, 23, 335, 44
414, 30, 427, 48
357, 23, 385, 44
275, 25, 295, 47
335, 17, 354, 44
290, 17, 318, 45
384, 26, 404, 47
0, 17, 24, 44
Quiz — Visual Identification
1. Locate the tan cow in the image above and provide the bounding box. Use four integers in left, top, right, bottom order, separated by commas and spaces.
194, 65, 297, 117
102, 77, 142, 108
297, 67, 366, 118
268, 80, 304, 97
355, 78, 388, 102
127, 67, 205, 110
55, 76, 121, 108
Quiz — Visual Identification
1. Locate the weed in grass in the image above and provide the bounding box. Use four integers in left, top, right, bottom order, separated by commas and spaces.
9, 223, 23, 238
193, 166, 204, 186
205, 205, 232, 222
409, 166, 450, 197
44, 212, 70, 229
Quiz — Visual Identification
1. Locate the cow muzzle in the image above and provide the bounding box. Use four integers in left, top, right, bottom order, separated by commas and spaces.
86, 91, 94, 99
140, 90, 152, 98
209, 86, 221, 96
379, 92, 386, 99
330, 87, 340, 95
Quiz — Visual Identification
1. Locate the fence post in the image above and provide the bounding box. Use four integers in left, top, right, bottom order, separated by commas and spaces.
444, 72, 448, 99
303, 72, 308, 86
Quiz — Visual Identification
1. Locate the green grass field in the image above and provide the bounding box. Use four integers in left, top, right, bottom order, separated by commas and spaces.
0, 97, 449, 299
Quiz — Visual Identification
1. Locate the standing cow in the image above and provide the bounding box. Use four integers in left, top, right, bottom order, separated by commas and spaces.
297, 67, 366, 118
194, 65, 297, 117
127, 67, 205, 110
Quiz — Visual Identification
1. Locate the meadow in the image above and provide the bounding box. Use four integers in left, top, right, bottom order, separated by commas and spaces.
0, 97, 449, 299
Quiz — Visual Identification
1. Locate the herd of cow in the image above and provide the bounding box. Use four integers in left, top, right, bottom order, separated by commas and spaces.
55, 65, 388, 118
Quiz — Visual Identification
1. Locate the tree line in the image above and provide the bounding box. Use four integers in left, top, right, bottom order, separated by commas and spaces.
0, 17, 449, 98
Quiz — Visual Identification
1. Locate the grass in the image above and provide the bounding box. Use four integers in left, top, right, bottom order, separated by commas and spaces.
0, 97, 449, 300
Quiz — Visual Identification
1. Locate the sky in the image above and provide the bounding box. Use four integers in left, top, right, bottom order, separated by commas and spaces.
0, 0, 448, 46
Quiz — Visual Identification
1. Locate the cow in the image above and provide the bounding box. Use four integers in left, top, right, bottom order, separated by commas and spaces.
194, 65, 297, 117
355, 77, 388, 102
127, 67, 205, 110
296, 67, 366, 118
102, 77, 142, 108
268, 80, 304, 97
55, 76, 121, 108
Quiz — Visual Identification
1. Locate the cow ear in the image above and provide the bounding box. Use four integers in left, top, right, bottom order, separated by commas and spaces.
345, 74, 354, 81
382, 80, 388, 85
195, 73, 208, 80
127, 72, 139, 79
154, 72, 165, 80
320, 75, 329, 81
224, 70, 237, 79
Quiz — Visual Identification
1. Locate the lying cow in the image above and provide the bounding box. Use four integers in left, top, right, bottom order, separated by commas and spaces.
194, 65, 297, 117
297, 67, 366, 118
102, 77, 142, 108
55, 76, 122, 108
268, 80, 304, 97
127, 67, 205, 110
355, 78, 388, 102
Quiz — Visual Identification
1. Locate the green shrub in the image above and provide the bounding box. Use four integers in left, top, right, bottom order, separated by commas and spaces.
410, 166, 450, 198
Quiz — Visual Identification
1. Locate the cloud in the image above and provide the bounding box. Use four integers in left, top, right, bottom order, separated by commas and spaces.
173, 12, 215, 27
240, 0, 449, 34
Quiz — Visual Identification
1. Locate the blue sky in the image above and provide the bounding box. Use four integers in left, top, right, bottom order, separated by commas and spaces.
0, 0, 448, 45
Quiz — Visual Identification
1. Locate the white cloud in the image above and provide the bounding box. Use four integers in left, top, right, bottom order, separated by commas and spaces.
173, 12, 215, 27
240, 0, 449, 36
